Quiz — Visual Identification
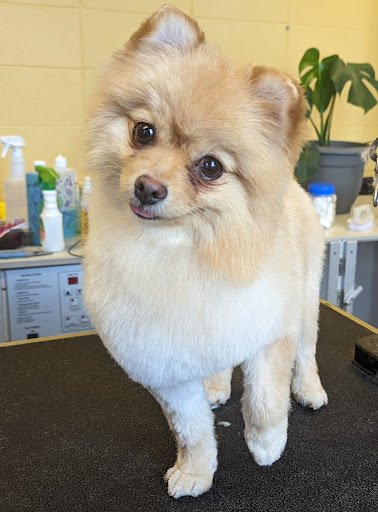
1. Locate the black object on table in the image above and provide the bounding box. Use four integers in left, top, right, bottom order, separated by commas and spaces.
0, 302, 377, 512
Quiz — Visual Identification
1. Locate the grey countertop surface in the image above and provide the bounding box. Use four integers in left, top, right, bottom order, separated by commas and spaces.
0, 238, 83, 270
325, 195, 378, 242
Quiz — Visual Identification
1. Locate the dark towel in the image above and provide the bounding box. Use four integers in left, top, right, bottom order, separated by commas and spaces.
0, 303, 377, 511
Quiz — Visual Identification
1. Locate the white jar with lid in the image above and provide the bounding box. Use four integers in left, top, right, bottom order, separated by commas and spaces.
308, 182, 337, 229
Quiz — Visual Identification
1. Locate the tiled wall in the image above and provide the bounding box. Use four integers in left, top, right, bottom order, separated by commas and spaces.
0, 0, 377, 186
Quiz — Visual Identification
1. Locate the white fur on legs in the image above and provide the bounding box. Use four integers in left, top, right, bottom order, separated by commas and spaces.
203, 368, 233, 409
292, 285, 328, 410
242, 337, 296, 466
152, 381, 217, 498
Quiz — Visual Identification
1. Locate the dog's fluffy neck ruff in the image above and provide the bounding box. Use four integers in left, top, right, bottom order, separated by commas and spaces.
88, 179, 285, 286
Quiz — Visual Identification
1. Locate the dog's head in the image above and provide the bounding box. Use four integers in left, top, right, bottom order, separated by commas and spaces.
85, 5, 307, 280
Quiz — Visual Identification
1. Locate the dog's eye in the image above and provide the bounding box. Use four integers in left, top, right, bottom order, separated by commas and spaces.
198, 156, 223, 180
133, 122, 155, 144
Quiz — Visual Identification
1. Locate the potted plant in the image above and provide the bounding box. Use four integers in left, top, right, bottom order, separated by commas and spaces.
294, 48, 378, 213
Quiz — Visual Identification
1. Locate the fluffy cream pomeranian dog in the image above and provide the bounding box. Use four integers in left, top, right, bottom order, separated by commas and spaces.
83, 5, 328, 498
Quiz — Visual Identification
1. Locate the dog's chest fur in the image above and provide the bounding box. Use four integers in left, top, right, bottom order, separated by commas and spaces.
83, 220, 295, 388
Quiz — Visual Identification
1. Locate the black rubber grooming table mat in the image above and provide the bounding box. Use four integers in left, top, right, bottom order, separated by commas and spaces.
0, 303, 377, 512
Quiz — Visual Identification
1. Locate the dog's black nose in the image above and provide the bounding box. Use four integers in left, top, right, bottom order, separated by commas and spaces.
134, 175, 167, 205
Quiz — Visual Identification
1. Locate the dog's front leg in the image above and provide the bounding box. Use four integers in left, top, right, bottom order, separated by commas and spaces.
151, 380, 217, 498
242, 336, 296, 466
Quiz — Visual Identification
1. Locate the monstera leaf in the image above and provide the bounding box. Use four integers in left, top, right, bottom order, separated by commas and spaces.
294, 144, 320, 183
299, 49, 339, 115
330, 60, 378, 113
299, 48, 320, 87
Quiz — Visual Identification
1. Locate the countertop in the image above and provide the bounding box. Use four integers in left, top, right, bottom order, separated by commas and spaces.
325, 195, 378, 242
0, 238, 83, 270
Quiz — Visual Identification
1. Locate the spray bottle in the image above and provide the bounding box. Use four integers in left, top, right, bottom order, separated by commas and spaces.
35, 165, 65, 253
1, 136, 28, 222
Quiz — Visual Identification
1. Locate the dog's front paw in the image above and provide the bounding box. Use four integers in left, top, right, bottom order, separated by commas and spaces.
165, 464, 214, 498
293, 387, 328, 410
204, 386, 231, 409
203, 368, 232, 409
292, 370, 328, 410
245, 421, 287, 466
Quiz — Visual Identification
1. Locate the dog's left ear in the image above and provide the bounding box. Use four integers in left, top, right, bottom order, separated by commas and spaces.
250, 66, 307, 165
128, 5, 205, 53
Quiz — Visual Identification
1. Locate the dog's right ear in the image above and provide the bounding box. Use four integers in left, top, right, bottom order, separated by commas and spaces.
127, 5, 205, 53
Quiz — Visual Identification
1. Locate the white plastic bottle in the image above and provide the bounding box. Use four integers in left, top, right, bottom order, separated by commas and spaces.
40, 190, 65, 252
308, 182, 337, 229
35, 164, 65, 253
1, 135, 28, 222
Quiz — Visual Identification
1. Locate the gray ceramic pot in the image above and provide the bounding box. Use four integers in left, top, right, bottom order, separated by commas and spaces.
305, 141, 367, 214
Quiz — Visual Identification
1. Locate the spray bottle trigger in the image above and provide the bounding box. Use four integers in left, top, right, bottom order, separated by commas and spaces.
1, 143, 10, 158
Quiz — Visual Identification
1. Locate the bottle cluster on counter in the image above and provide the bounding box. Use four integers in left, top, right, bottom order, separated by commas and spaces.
0, 134, 91, 252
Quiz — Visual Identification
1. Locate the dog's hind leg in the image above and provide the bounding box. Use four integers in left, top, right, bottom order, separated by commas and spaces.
291, 282, 328, 410
242, 336, 296, 466
151, 380, 217, 498
203, 367, 233, 409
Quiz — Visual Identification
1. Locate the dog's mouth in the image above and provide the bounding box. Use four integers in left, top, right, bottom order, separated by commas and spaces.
130, 202, 159, 220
